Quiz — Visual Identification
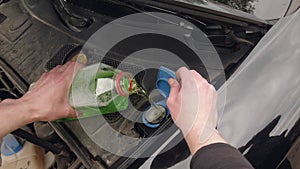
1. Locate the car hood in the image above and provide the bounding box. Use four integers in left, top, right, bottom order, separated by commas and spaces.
217, 8, 300, 147
140, 7, 300, 169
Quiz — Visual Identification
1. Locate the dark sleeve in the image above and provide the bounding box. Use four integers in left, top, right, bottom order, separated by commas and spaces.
190, 143, 254, 169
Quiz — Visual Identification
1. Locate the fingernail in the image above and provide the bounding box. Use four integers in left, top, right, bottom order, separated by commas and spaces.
168, 78, 175, 85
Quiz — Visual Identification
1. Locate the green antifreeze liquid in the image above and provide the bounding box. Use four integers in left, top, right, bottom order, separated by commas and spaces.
58, 63, 145, 122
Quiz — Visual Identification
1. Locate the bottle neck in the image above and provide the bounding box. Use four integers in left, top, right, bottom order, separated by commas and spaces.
115, 72, 138, 97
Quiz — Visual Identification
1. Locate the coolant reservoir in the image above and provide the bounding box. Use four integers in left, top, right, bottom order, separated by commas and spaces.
144, 105, 166, 124
142, 66, 176, 128
1, 135, 44, 169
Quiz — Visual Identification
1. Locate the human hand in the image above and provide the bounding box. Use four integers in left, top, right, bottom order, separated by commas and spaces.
19, 61, 83, 122
167, 67, 226, 154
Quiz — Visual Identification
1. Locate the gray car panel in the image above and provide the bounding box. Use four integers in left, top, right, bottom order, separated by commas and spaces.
140, 7, 300, 169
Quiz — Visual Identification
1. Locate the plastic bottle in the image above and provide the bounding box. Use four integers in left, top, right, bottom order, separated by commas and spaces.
59, 63, 145, 121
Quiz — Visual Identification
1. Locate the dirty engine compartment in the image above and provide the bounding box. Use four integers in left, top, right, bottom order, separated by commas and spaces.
0, 0, 269, 168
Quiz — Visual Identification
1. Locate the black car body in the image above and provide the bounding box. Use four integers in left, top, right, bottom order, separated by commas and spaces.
0, 0, 299, 168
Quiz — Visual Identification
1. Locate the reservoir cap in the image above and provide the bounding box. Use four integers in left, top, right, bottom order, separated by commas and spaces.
143, 67, 176, 128
156, 66, 176, 98
1, 134, 23, 156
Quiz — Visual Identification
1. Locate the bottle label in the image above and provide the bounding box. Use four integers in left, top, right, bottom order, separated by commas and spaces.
96, 78, 114, 96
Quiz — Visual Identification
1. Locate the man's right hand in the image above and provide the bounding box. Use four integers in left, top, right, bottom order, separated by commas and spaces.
167, 67, 226, 155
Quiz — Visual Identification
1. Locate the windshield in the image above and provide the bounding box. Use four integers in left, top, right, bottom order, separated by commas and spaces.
254, 0, 291, 20
175, 0, 255, 13
175, 0, 232, 14
178, 0, 299, 21
170, 0, 267, 24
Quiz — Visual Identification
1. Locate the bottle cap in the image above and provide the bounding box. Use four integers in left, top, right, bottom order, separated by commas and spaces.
156, 66, 176, 98
115, 72, 134, 97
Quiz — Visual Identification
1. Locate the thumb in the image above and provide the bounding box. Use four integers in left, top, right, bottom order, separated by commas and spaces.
168, 78, 180, 100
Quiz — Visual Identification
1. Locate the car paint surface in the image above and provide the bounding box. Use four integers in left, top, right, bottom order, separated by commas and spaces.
217, 8, 300, 147
140, 8, 300, 169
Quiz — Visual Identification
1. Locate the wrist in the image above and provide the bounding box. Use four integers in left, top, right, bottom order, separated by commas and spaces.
1, 97, 38, 127
17, 96, 41, 122
185, 129, 227, 155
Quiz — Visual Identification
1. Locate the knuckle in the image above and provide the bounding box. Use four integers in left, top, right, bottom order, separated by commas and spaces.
200, 79, 209, 87
166, 98, 172, 105
65, 107, 73, 117
190, 70, 198, 74
167, 98, 174, 107
52, 65, 62, 71
209, 84, 216, 92
213, 88, 218, 97
188, 76, 198, 84
54, 74, 67, 84
208, 84, 217, 96
177, 67, 187, 72
48, 72, 56, 79
69, 109, 77, 118
40, 72, 49, 79
176, 67, 187, 75
184, 80, 195, 89
202, 78, 209, 84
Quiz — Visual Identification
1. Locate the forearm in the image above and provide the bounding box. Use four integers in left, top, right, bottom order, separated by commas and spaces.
0, 61, 79, 139
185, 129, 227, 155
0, 98, 36, 138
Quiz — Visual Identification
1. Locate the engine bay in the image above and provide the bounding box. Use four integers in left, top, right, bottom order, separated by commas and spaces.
0, 0, 269, 168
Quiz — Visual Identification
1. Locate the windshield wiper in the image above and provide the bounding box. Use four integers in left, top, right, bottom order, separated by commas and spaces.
52, 0, 92, 32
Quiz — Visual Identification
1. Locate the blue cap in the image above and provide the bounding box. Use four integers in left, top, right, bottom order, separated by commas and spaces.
1, 134, 23, 156
156, 66, 176, 98
142, 67, 176, 128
